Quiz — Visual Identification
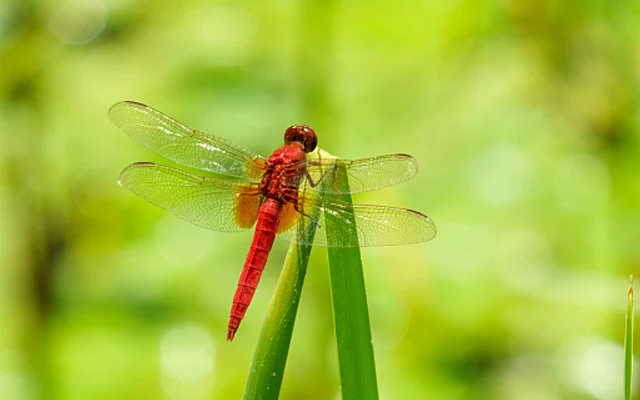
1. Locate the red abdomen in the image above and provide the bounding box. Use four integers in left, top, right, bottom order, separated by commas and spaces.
227, 198, 281, 341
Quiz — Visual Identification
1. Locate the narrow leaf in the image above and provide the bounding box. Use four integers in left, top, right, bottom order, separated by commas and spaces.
242, 155, 325, 400
241, 240, 313, 400
325, 160, 379, 399
625, 274, 634, 400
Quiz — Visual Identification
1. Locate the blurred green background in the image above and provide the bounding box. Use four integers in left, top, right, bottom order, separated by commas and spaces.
1, 0, 639, 399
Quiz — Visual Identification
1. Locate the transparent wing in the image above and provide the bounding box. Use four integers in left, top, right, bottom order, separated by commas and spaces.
279, 191, 436, 247
119, 162, 261, 232
109, 101, 266, 179
300, 154, 418, 194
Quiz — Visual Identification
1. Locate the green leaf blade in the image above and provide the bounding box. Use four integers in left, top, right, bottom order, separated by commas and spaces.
242, 209, 320, 399
625, 274, 634, 400
325, 159, 379, 400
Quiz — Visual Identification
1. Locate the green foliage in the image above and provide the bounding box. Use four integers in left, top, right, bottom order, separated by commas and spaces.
242, 241, 315, 400
244, 153, 379, 399
625, 275, 634, 400
325, 161, 379, 399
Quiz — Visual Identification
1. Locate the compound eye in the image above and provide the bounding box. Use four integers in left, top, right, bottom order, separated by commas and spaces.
284, 126, 299, 143
284, 125, 318, 152
303, 126, 318, 152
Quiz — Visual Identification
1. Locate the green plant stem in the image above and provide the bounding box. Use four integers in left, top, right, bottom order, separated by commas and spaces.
242, 235, 315, 399
242, 153, 328, 399
325, 161, 379, 400
625, 274, 634, 400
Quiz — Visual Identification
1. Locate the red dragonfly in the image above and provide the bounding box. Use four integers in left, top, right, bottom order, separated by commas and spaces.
109, 101, 436, 341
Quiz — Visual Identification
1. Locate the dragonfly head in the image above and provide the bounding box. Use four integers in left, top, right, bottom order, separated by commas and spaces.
284, 125, 317, 153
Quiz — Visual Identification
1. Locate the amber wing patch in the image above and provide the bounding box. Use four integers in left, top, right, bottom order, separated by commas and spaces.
277, 202, 299, 234
234, 185, 261, 229
246, 157, 267, 180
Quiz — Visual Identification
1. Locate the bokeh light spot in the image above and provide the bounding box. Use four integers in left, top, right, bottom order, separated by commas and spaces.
0, 371, 36, 400
160, 323, 215, 399
469, 145, 534, 205
155, 215, 215, 268
48, 0, 107, 45
557, 338, 627, 400
175, 6, 254, 67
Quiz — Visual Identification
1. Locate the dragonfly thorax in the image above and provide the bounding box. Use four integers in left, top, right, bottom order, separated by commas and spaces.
260, 144, 307, 201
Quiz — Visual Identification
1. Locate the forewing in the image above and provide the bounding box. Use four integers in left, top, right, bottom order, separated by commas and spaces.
278, 191, 436, 247
302, 154, 418, 194
119, 162, 261, 231
109, 101, 265, 179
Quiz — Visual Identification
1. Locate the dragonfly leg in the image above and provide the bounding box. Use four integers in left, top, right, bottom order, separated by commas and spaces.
293, 200, 313, 219
283, 190, 313, 219
304, 160, 335, 188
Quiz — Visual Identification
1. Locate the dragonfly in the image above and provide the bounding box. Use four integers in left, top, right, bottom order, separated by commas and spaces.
109, 101, 436, 341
